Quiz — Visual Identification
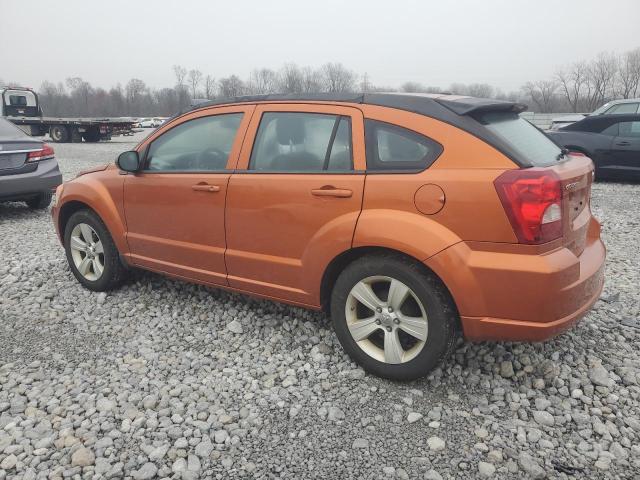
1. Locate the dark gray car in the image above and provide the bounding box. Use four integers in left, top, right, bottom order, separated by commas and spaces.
547, 114, 640, 181
0, 117, 62, 208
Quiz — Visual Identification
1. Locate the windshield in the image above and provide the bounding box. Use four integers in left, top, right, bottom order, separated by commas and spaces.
477, 112, 562, 167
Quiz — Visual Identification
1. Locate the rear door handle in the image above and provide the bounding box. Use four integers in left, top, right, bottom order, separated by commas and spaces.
311, 187, 353, 198
192, 184, 220, 192
615, 141, 630, 146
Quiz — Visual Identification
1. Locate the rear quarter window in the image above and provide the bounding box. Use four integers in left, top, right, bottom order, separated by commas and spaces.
476, 112, 561, 167
365, 120, 443, 171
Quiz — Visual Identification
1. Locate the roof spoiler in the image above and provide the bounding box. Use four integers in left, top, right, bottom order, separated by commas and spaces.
435, 96, 528, 115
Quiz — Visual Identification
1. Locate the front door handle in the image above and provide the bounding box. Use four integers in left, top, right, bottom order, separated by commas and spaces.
192, 184, 220, 192
615, 141, 630, 147
311, 187, 353, 198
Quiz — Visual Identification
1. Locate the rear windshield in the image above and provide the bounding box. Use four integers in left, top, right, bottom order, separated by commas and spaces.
477, 112, 561, 166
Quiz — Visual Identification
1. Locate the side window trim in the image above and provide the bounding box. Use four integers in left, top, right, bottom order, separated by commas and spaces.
322, 116, 342, 171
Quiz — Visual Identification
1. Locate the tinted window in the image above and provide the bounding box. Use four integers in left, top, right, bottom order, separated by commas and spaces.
249, 113, 352, 172
477, 112, 561, 167
365, 120, 442, 171
600, 123, 619, 136
619, 121, 640, 138
146, 113, 243, 171
605, 103, 639, 114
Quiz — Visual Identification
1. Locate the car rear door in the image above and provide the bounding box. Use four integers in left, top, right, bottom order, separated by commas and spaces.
123, 105, 254, 285
610, 120, 640, 178
224, 103, 366, 307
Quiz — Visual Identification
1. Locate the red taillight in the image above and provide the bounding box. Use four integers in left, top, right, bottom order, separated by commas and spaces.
26, 144, 55, 162
568, 151, 586, 157
494, 169, 563, 244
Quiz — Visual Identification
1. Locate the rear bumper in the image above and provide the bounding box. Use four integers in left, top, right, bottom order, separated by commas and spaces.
0, 158, 62, 200
426, 218, 606, 342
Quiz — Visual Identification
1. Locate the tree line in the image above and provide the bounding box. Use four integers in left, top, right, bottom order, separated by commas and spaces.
2, 47, 638, 117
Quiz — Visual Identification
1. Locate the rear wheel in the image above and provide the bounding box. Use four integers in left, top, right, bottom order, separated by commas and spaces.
331, 254, 459, 380
64, 210, 127, 291
25, 192, 52, 210
49, 125, 69, 143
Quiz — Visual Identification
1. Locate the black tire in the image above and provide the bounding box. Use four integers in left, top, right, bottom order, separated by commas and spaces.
330, 254, 459, 380
49, 125, 69, 143
63, 209, 127, 291
25, 192, 52, 210
82, 129, 101, 142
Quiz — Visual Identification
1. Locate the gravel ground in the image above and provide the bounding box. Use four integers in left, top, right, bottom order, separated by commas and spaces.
1, 131, 639, 479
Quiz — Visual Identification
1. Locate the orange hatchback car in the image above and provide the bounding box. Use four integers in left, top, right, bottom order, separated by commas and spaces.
52, 93, 605, 380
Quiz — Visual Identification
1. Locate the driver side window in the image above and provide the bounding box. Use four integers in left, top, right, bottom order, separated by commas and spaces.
146, 113, 243, 171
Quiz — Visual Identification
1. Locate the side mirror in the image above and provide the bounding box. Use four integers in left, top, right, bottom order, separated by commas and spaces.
116, 151, 140, 172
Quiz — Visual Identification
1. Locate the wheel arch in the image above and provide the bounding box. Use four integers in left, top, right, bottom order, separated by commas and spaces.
57, 183, 129, 255
58, 200, 95, 236
565, 145, 591, 156
320, 246, 459, 322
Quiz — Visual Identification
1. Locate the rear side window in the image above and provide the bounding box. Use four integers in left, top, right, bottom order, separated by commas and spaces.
249, 112, 352, 172
619, 121, 640, 137
477, 112, 561, 167
600, 123, 619, 136
365, 120, 442, 171
605, 103, 639, 114
146, 113, 243, 171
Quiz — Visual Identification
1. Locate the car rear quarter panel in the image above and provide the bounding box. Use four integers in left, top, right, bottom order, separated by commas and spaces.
353, 105, 518, 261
56, 167, 128, 254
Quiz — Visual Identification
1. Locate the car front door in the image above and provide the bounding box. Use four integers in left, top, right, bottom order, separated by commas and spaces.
610, 120, 640, 178
123, 105, 254, 285
225, 104, 366, 307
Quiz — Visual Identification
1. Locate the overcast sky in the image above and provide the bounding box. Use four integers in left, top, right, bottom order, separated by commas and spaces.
2, 0, 639, 92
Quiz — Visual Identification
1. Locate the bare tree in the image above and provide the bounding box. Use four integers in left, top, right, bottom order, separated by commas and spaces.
556, 61, 589, 112
400, 81, 427, 93
278, 64, 304, 93
617, 48, 640, 98
321, 63, 356, 92
587, 52, 618, 108
301, 66, 323, 93
188, 69, 202, 98
247, 68, 278, 94
521, 80, 559, 112
173, 65, 187, 88
218, 75, 245, 98
204, 75, 216, 99
65, 77, 93, 115
467, 83, 494, 98
125, 78, 147, 114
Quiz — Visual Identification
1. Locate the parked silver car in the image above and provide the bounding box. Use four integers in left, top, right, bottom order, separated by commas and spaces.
0, 117, 62, 209
591, 98, 640, 115
550, 98, 640, 130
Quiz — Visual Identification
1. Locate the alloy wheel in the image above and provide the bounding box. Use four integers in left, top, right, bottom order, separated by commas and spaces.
69, 223, 105, 281
345, 276, 429, 364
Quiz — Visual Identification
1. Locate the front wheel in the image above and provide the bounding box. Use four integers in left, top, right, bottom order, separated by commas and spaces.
64, 210, 127, 291
330, 255, 459, 380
